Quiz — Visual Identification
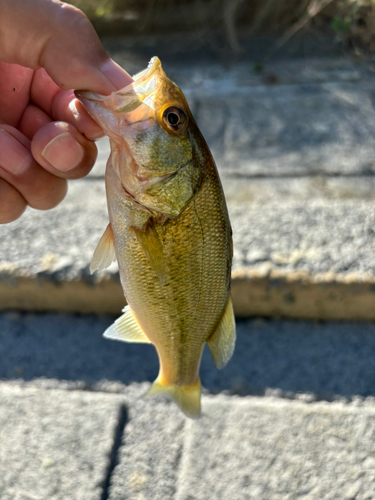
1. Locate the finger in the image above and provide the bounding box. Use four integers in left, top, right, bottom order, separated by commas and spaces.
0, 126, 68, 210
0, 0, 133, 94
31, 122, 98, 179
0, 62, 34, 127
51, 91, 103, 140
0, 179, 27, 224
30, 69, 103, 140
18, 103, 52, 140
20, 69, 103, 141
29, 68, 61, 116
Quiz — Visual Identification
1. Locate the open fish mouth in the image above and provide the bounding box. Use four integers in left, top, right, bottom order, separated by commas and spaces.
75, 56, 164, 115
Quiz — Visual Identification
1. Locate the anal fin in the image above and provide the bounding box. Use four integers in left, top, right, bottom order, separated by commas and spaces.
207, 296, 236, 369
103, 305, 151, 344
90, 223, 116, 274
133, 225, 165, 283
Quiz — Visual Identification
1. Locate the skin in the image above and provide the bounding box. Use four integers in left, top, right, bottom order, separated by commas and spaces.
0, 0, 133, 224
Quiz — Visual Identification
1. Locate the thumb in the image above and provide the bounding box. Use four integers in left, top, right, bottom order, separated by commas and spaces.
0, 0, 132, 93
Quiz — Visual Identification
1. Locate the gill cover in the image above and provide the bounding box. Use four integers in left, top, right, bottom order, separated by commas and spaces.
76, 57, 203, 218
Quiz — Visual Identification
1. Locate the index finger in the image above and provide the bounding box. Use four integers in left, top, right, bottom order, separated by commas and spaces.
29, 68, 103, 140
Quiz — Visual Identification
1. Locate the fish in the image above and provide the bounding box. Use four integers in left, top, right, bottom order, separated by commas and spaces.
75, 57, 235, 418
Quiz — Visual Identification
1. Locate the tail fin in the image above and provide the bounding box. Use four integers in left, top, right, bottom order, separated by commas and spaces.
146, 376, 201, 419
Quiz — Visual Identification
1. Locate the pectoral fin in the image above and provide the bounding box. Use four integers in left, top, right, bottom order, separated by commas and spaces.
133, 225, 165, 283
207, 297, 236, 369
103, 305, 151, 344
90, 223, 116, 274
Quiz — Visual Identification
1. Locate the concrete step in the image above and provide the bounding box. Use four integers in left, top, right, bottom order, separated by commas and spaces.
1, 177, 374, 319
1, 56, 375, 319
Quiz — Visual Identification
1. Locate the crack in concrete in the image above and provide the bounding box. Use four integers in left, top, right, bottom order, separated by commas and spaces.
101, 404, 128, 500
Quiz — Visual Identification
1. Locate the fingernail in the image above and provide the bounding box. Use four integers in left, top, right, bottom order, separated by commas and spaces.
41, 132, 85, 172
0, 128, 31, 175
100, 59, 133, 90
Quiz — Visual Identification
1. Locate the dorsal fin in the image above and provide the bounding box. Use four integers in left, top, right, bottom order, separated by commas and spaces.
133, 225, 165, 283
103, 306, 151, 344
207, 297, 236, 369
90, 223, 116, 274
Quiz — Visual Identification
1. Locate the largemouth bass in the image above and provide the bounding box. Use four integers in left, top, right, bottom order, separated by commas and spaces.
75, 57, 235, 418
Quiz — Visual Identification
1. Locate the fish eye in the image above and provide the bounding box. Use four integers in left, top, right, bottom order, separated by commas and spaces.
162, 106, 187, 131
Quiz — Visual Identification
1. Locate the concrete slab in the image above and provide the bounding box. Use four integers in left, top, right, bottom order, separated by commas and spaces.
3, 180, 375, 278
0, 383, 124, 500
1, 177, 375, 318
107, 398, 185, 500
204, 81, 375, 177
176, 396, 375, 500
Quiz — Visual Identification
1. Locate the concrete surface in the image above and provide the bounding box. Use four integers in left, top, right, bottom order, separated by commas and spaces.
1, 181, 375, 318
176, 397, 375, 500
2, 312, 375, 499
0, 384, 124, 500
108, 398, 185, 500
1, 56, 375, 319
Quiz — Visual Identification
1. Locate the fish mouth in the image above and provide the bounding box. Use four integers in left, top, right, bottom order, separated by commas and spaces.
75, 56, 164, 114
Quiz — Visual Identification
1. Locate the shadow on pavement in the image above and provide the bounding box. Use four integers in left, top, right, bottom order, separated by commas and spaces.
1, 313, 375, 400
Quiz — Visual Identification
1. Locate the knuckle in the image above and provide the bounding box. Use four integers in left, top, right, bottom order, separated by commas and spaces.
60, 4, 91, 31
29, 177, 68, 211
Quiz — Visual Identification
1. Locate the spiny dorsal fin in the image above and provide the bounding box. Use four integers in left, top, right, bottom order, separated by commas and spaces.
90, 223, 116, 274
133, 225, 165, 283
103, 305, 151, 344
207, 297, 236, 369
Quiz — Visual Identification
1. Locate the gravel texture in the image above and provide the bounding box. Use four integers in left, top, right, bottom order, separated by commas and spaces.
2, 58, 375, 281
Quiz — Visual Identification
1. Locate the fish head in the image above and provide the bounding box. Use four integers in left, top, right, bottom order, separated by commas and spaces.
75, 57, 204, 218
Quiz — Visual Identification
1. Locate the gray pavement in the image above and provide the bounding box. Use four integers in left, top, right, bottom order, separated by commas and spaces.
0, 384, 124, 500
176, 397, 375, 500
2, 313, 375, 498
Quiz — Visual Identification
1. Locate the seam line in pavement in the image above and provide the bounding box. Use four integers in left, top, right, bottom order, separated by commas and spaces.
101, 403, 128, 500
172, 423, 186, 500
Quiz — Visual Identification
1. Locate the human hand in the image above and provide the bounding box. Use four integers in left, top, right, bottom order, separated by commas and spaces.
0, 0, 133, 223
